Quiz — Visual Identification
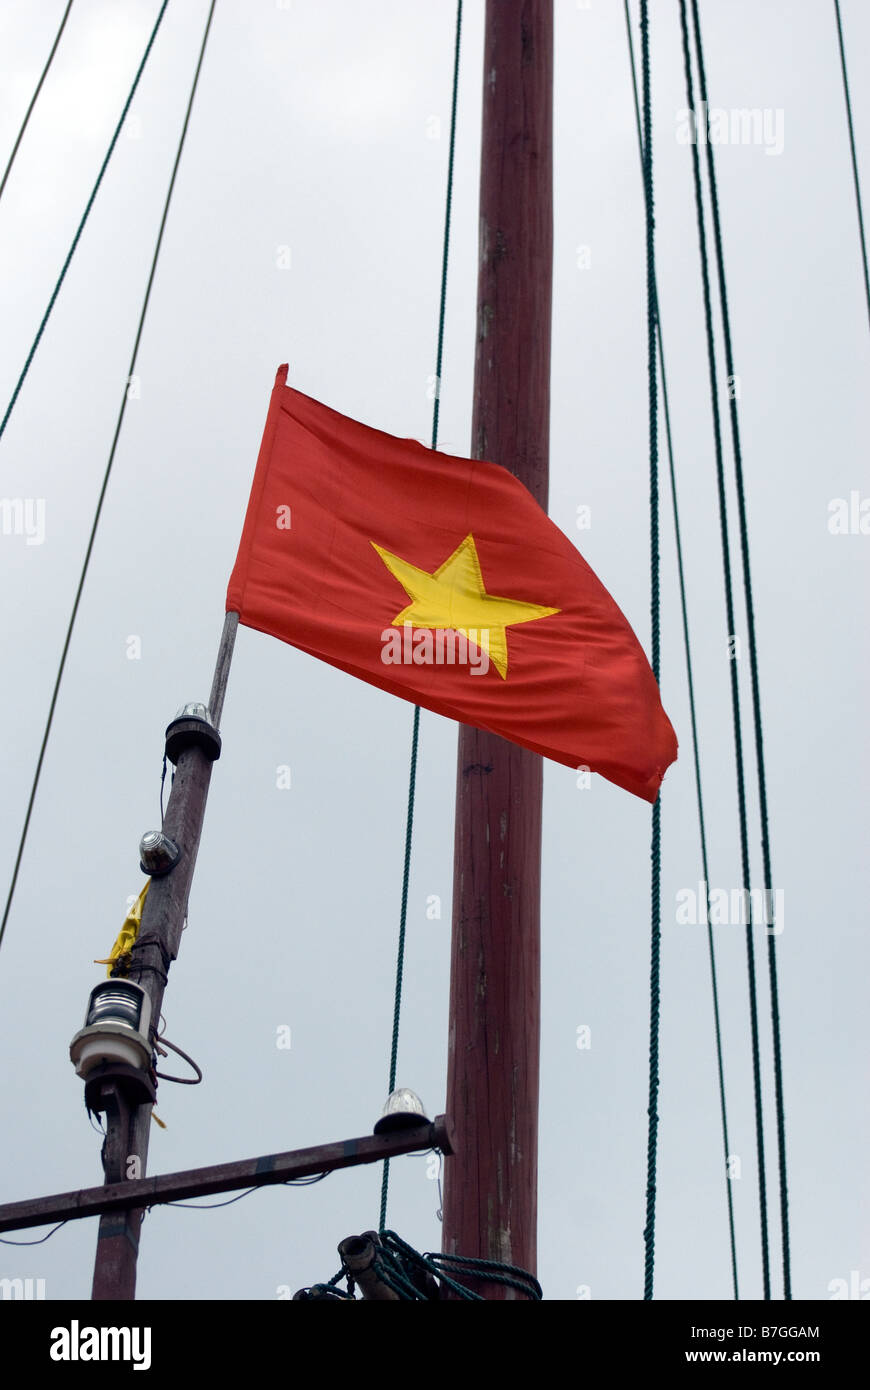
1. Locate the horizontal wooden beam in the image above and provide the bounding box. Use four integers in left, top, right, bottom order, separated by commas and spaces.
0, 1116, 453, 1234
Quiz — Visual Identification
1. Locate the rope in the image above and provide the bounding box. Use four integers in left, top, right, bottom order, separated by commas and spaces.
378, 703, 420, 1230
834, 0, 870, 332
429, 0, 462, 454
428, 1247, 542, 1300
381, 1231, 542, 1300
0, 0, 218, 958
638, 0, 661, 1302
0, 0, 169, 443
623, 0, 739, 1302
327, 1231, 542, 1302
687, 0, 790, 1299
0, 0, 75, 205
379, 0, 463, 1233
678, 0, 771, 1299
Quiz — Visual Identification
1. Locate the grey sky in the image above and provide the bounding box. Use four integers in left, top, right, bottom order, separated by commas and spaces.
0, 0, 867, 1301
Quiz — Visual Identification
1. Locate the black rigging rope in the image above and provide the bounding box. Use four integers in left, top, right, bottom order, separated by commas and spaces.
0, 0, 75, 206
686, 0, 791, 1300
322, 1231, 542, 1302
623, 0, 739, 1303
0, 0, 169, 443
677, 0, 771, 1300
378, 703, 420, 1231
379, 0, 463, 1234
638, 0, 662, 1302
833, 0, 870, 332
0, 0, 218, 957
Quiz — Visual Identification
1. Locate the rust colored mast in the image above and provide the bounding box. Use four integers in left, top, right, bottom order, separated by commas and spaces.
441, 0, 553, 1296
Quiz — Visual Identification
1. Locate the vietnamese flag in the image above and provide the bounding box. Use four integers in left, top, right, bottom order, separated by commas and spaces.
226, 366, 677, 802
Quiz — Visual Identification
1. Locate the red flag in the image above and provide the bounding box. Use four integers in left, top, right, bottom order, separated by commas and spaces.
227, 367, 677, 801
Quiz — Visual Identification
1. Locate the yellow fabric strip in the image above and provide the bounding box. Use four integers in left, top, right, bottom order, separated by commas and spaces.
94, 881, 150, 977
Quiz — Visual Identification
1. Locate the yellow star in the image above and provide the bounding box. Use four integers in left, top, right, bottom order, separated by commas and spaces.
371, 533, 559, 679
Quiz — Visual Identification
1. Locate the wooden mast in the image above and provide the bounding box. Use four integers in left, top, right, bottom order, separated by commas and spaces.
441, 0, 553, 1295
90, 612, 238, 1300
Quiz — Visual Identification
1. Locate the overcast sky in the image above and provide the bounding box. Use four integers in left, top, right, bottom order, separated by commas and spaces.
0, 0, 867, 1302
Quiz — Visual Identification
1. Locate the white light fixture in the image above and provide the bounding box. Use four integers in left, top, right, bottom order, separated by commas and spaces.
69, 980, 153, 1079
176, 701, 212, 722
374, 1088, 430, 1133
164, 702, 221, 765
139, 829, 180, 876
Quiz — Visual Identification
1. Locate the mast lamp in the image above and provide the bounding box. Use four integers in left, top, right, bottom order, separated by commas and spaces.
374, 1088, 430, 1134
139, 829, 180, 876
164, 702, 221, 766
70, 980, 153, 1080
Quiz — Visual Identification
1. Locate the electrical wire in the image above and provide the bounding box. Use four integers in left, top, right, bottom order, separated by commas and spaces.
164, 1172, 330, 1209
163, 1188, 260, 1211
0, 1220, 68, 1246
154, 1034, 203, 1085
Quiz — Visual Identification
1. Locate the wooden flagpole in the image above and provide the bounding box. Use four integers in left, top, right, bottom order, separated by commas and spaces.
441, 0, 553, 1296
